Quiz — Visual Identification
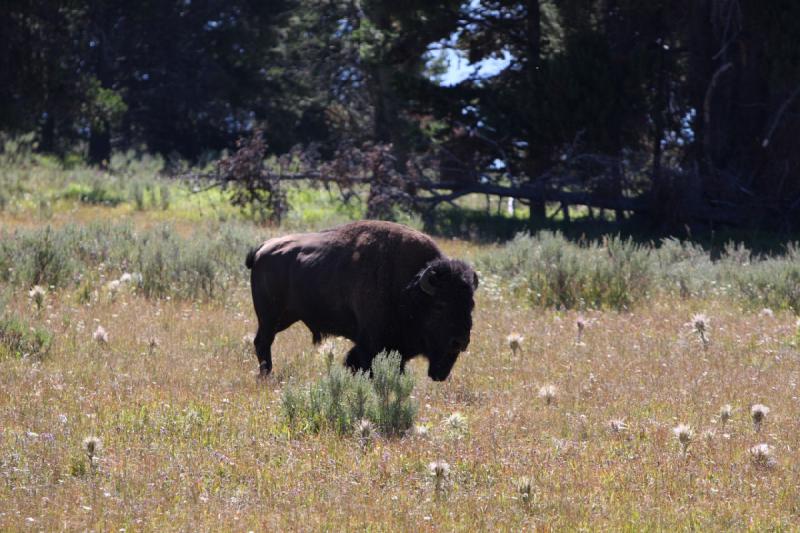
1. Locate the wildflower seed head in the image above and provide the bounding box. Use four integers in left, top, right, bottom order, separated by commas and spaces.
751, 404, 769, 421
759, 308, 774, 319
609, 419, 628, 434
107, 279, 121, 293
673, 424, 693, 447
749, 443, 776, 468
691, 313, 709, 334
429, 460, 450, 479
28, 285, 46, 300
538, 384, 558, 405
751, 404, 770, 430
701, 428, 716, 441
82, 436, 102, 457
414, 424, 430, 437
148, 337, 160, 353
516, 476, 533, 502
355, 419, 376, 443
506, 333, 523, 353
720, 404, 732, 425
318, 338, 339, 368
93, 325, 109, 344
28, 285, 46, 309
119, 272, 133, 283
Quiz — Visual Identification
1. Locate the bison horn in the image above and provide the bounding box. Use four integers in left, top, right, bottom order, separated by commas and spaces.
420, 267, 437, 296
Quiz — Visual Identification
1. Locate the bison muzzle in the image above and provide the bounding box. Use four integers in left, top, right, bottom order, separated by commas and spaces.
246, 221, 478, 381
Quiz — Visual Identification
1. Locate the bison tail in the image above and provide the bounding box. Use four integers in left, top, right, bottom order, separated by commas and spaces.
245, 247, 258, 270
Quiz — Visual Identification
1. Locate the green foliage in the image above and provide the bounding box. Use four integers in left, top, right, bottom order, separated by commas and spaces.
69, 456, 88, 478
0, 221, 259, 301
480, 231, 800, 312
17, 226, 76, 288
479, 231, 652, 310
724, 244, 800, 313
0, 316, 52, 360
83, 78, 128, 130
132, 182, 146, 210
135, 223, 254, 300
370, 351, 416, 435
281, 351, 416, 436
159, 184, 171, 210
61, 181, 126, 206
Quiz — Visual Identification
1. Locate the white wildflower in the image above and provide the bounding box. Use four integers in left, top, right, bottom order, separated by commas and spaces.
28, 285, 46, 300
689, 313, 710, 348
516, 476, 534, 503
538, 384, 557, 405
608, 419, 628, 434
107, 279, 121, 294
414, 424, 430, 437
506, 333, 524, 355
751, 404, 770, 432
673, 423, 693, 454
719, 404, 732, 426
82, 436, 103, 460
354, 419, 377, 448
93, 325, 109, 344
28, 285, 46, 310
429, 460, 450, 491
749, 443, 776, 468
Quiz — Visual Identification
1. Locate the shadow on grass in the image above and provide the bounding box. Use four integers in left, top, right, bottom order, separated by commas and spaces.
421, 206, 800, 256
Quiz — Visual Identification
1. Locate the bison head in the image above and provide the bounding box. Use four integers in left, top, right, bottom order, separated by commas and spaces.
406, 258, 478, 381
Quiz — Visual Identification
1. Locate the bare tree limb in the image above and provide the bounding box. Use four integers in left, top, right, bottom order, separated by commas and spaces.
762, 83, 800, 148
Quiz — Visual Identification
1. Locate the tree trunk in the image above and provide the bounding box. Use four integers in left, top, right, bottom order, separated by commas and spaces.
39, 112, 55, 153
88, 123, 111, 166
525, 0, 546, 225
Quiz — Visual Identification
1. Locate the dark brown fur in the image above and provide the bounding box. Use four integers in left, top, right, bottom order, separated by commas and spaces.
247, 220, 478, 381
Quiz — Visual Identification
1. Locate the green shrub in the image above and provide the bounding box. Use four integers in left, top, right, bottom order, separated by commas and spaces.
132, 182, 146, 210
159, 184, 171, 210
370, 351, 416, 435
20, 226, 76, 288
281, 351, 416, 436
0, 221, 258, 301
478, 231, 652, 310
60, 179, 125, 206
0, 316, 52, 359
479, 231, 800, 311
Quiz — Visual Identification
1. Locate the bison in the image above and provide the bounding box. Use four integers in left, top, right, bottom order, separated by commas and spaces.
245, 220, 478, 381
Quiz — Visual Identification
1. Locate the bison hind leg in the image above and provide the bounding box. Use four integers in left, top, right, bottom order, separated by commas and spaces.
253, 329, 274, 378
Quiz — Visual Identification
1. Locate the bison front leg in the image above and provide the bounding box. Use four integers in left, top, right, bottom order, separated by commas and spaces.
345, 344, 373, 374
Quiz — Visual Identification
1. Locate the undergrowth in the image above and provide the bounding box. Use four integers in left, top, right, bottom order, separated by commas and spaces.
282, 351, 417, 436
478, 231, 800, 311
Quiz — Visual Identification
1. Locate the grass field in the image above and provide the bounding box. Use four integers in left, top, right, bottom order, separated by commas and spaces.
2, 158, 800, 530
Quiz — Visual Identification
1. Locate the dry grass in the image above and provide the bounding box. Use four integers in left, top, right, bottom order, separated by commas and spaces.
2, 209, 800, 530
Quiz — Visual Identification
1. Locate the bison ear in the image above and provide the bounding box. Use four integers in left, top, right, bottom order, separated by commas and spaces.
419, 266, 437, 296
472, 271, 479, 290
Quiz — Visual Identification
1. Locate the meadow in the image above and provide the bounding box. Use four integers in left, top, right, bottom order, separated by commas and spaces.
2, 151, 800, 530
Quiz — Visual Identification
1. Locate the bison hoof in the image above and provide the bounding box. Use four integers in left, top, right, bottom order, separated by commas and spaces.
258, 362, 272, 380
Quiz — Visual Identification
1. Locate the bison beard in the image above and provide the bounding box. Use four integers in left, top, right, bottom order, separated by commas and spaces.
246, 221, 478, 381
